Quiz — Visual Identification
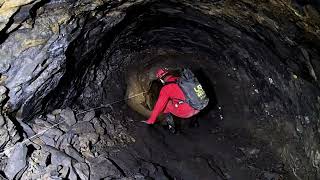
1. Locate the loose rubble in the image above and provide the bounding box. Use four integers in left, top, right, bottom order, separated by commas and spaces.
9, 107, 136, 180
0, 80, 138, 179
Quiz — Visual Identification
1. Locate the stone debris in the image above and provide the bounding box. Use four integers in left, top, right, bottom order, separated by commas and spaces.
0, 107, 138, 180
83, 111, 95, 122
0, 86, 8, 104
0, 86, 22, 178
65, 145, 85, 163
60, 108, 77, 126
74, 162, 90, 180
72, 121, 95, 134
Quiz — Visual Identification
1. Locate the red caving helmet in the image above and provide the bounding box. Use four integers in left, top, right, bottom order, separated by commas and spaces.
155, 68, 169, 79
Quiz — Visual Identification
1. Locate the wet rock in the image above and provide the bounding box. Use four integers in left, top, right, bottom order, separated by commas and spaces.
65, 145, 85, 163
52, 109, 62, 115
35, 118, 54, 128
42, 145, 79, 179
0, 86, 8, 104
40, 135, 55, 147
58, 123, 69, 132
0, 115, 20, 151
89, 157, 124, 179
58, 166, 69, 179
69, 166, 79, 180
55, 133, 73, 150
74, 162, 90, 180
60, 108, 77, 126
83, 111, 95, 122
0, 115, 5, 126
78, 135, 95, 158
17, 118, 35, 137
31, 150, 50, 167
4, 143, 28, 180
0, 128, 9, 148
45, 146, 72, 165
100, 115, 115, 135
44, 128, 64, 139
92, 117, 105, 135
46, 114, 56, 122
80, 133, 99, 145
72, 121, 95, 134
43, 164, 60, 179
71, 135, 81, 151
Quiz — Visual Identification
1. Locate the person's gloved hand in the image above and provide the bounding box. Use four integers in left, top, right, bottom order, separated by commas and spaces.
141, 120, 153, 125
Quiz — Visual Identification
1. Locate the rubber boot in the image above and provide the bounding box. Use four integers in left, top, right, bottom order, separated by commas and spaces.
166, 114, 176, 134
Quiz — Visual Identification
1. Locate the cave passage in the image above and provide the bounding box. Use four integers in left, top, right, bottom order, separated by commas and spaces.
39, 1, 320, 179
1, 0, 320, 179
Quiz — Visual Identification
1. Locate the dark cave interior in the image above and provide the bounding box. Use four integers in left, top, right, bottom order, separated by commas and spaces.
36, 1, 320, 179
0, 0, 320, 179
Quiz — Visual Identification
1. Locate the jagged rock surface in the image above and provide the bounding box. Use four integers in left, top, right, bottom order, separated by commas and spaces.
0, 0, 319, 180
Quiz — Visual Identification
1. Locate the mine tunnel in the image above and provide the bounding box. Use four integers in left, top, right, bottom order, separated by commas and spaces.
0, 0, 320, 179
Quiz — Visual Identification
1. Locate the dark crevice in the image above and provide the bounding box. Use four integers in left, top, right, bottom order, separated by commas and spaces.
26, 144, 36, 157
0, 7, 21, 44
45, 153, 51, 166
0, 170, 7, 179
6, 113, 25, 143
159, 165, 175, 180
29, 0, 50, 27
0, 0, 43, 45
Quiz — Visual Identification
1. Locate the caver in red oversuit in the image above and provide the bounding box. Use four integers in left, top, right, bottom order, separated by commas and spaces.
142, 68, 199, 132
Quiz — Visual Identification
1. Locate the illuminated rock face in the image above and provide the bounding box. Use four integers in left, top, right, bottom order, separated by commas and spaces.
0, 0, 320, 179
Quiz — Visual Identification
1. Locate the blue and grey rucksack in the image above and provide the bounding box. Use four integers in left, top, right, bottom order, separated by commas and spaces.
177, 69, 209, 110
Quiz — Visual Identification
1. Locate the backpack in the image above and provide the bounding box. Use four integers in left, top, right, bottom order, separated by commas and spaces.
176, 69, 209, 110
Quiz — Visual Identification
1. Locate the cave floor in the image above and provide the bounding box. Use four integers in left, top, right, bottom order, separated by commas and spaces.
17, 71, 292, 180
78, 69, 290, 180
107, 107, 287, 180
104, 70, 285, 179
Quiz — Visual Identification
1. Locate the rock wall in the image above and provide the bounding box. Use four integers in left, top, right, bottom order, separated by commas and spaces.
0, 0, 320, 179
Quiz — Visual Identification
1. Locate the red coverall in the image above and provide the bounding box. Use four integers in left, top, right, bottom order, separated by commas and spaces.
146, 75, 199, 124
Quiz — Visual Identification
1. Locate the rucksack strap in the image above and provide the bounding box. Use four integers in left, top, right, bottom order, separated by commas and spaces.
164, 81, 177, 85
